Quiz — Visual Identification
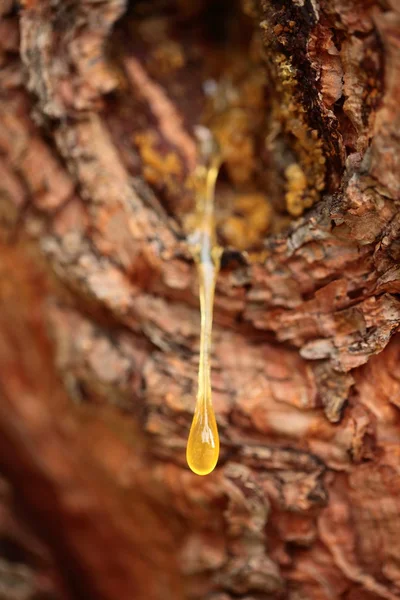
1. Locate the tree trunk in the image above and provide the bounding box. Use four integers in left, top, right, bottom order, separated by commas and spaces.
0, 0, 400, 599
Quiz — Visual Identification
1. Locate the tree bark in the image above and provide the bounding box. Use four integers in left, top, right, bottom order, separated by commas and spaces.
0, 0, 400, 599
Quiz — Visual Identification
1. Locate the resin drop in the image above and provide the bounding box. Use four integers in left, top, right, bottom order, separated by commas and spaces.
186, 395, 219, 476
186, 126, 222, 476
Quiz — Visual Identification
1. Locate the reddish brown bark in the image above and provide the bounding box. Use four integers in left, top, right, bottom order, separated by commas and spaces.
0, 1, 400, 599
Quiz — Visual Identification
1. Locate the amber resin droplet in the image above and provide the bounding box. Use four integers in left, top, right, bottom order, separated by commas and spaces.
186, 358, 220, 476
186, 127, 222, 476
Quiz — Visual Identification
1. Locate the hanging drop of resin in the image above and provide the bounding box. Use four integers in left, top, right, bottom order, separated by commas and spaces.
186, 127, 222, 476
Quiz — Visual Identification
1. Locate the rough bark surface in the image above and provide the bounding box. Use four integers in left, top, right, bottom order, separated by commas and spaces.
0, 0, 400, 599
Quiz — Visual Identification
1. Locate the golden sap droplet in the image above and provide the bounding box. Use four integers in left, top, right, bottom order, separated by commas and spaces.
186, 400, 219, 476
186, 130, 221, 476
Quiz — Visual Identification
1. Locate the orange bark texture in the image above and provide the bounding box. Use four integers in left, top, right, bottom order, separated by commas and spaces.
0, 1, 400, 599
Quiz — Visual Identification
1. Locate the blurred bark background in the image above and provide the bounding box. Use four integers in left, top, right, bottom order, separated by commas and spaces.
0, 0, 400, 599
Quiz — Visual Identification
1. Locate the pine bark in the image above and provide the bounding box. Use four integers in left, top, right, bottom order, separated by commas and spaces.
0, 1, 400, 599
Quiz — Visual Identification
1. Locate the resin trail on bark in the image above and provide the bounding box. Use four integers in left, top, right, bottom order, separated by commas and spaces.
186, 127, 222, 476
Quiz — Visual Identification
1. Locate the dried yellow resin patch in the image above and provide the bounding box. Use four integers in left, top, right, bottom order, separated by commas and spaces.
272, 53, 327, 216
134, 131, 182, 185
